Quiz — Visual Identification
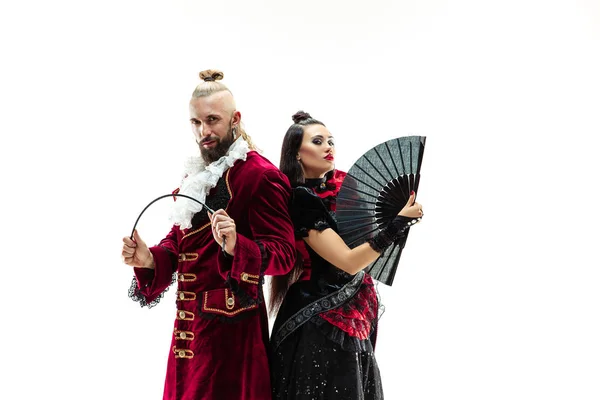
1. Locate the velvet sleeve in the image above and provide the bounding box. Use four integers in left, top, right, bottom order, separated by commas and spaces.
290, 187, 336, 238
128, 225, 179, 308
217, 169, 296, 301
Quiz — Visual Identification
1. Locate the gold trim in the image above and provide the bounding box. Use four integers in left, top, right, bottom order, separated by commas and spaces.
173, 346, 194, 359
225, 169, 233, 197
178, 252, 199, 262
176, 291, 197, 301
203, 290, 257, 316
182, 222, 211, 240
241, 272, 260, 285
177, 273, 197, 282
174, 329, 195, 341
176, 310, 195, 321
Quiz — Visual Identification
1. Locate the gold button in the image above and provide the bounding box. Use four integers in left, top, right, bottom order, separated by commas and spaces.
179, 293, 185, 300
227, 297, 235, 306
179, 311, 186, 319
178, 350, 185, 357
179, 275, 184, 281
181, 254, 186, 261
242, 273, 248, 281
180, 332, 187, 339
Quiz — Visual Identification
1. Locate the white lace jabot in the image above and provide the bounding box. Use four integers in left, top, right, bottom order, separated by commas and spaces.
169, 138, 250, 230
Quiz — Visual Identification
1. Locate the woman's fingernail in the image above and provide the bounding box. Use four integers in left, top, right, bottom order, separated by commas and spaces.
410, 190, 415, 196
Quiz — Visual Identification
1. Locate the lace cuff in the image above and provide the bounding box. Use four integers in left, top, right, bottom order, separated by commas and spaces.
368, 215, 419, 253
128, 273, 177, 308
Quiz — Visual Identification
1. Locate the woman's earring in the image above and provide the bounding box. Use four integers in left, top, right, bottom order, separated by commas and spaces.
232, 126, 237, 138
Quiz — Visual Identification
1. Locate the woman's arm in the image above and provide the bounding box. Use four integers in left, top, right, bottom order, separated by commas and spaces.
304, 228, 380, 275
305, 192, 423, 275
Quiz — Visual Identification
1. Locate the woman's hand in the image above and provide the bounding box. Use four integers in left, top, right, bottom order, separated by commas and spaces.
399, 191, 424, 219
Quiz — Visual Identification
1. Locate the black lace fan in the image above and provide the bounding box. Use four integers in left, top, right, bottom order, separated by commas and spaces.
336, 136, 426, 286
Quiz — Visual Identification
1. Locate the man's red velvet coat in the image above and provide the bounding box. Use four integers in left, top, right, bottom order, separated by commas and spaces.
132, 151, 296, 400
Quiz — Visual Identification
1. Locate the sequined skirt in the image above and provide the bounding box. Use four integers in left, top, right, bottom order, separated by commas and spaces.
271, 316, 384, 400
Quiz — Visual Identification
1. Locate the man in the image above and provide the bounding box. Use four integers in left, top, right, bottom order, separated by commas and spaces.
122, 69, 296, 400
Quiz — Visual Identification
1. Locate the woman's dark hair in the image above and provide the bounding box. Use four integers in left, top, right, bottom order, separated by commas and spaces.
270, 111, 332, 316
279, 111, 326, 188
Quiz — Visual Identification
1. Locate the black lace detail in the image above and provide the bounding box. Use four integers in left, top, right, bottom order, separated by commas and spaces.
290, 187, 336, 238
271, 271, 365, 350
367, 231, 394, 253
223, 269, 264, 308
295, 219, 331, 238
367, 215, 412, 253
190, 177, 231, 228
228, 278, 263, 308
128, 272, 177, 309
386, 215, 413, 235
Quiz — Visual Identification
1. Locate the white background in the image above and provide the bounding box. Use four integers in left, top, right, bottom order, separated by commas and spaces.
1, 0, 599, 399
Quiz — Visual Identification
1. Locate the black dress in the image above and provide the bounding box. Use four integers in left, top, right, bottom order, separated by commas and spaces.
271, 171, 384, 400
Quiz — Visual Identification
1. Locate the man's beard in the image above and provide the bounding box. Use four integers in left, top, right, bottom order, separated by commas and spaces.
199, 127, 235, 164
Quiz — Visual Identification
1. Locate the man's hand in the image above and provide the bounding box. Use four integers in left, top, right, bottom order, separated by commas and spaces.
208, 209, 237, 256
122, 230, 155, 269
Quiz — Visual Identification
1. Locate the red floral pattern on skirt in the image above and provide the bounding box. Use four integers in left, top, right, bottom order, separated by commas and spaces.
320, 275, 378, 340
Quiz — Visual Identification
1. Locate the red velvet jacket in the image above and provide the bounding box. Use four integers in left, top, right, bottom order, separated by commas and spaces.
131, 151, 296, 400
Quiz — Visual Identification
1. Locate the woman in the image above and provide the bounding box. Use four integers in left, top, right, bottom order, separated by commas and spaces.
270, 111, 424, 399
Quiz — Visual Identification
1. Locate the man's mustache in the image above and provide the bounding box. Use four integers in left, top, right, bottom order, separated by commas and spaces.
201, 136, 220, 144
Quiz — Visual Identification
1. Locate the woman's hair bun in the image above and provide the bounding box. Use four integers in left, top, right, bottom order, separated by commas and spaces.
199, 69, 224, 82
292, 111, 312, 124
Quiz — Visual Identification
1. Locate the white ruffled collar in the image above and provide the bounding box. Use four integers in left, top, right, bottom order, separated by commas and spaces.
169, 137, 250, 230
